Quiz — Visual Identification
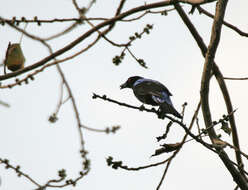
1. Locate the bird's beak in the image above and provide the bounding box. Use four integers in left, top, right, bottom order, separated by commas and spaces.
120, 82, 127, 89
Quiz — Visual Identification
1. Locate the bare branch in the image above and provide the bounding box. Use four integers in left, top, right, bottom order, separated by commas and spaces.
224, 77, 248, 80
92, 93, 160, 117
0, 35, 100, 89
0, 158, 41, 188
0, 0, 213, 81
156, 101, 201, 189
174, 3, 247, 186
180, 0, 216, 4
0, 100, 10, 107
197, 6, 248, 37
200, 0, 228, 139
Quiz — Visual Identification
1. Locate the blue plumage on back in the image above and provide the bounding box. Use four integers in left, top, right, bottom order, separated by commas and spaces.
120, 76, 182, 119
152, 91, 173, 106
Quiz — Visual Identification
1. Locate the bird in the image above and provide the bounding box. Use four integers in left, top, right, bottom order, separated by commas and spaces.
120, 76, 182, 119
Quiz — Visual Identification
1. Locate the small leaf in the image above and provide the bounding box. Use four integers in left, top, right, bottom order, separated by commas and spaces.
221, 121, 232, 135
161, 143, 182, 152
151, 143, 182, 156
151, 148, 167, 157
212, 138, 227, 148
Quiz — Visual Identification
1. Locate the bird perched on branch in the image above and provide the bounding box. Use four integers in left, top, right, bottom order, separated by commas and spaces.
120, 76, 182, 119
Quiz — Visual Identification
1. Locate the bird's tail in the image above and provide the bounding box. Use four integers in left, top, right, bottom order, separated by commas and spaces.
159, 103, 182, 119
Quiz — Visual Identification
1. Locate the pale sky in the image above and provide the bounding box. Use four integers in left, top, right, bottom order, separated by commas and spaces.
0, 0, 248, 190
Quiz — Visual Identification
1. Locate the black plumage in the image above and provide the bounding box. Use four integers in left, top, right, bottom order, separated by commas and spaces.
120, 76, 182, 119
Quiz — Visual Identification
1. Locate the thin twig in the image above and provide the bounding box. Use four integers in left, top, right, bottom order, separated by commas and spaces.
223, 77, 248, 80
0, 1, 193, 81
0, 36, 100, 89
156, 101, 201, 189
0, 100, 10, 107
44, 0, 95, 41
0, 7, 176, 25
92, 93, 219, 153
102, 94, 248, 177
0, 158, 41, 188
4, 18, 90, 187
92, 93, 160, 115
54, 82, 64, 115
225, 142, 248, 160
19, 23, 28, 44
126, 47, 148, 68
102, 95, 248, 178
197, 6, 248, 37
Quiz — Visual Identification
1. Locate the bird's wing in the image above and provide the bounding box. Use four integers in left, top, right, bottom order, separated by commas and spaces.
133, 79, 172, 96
133, 80, 173, 105
151, 91, 173, 106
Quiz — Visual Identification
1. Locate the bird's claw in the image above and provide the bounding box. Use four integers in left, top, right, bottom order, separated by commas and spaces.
157, 108, 165, 119
139, 104, 145, 111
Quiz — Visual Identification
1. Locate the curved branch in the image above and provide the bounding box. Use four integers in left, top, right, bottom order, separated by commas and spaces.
224, 77, 248, 80
0, 158, 41, 188
0, 36, 101, 89
174, 0, 245, 176
156, 101, 201, 189
0, 0, 216, 81
174, 2, 248, 189
200, 0, 226, 139
0, 1, 170, 80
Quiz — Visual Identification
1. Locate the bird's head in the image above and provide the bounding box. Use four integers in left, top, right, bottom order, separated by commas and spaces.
120, 76, 143, 89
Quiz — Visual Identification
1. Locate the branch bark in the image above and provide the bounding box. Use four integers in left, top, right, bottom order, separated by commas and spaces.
174, 3, 244, 175
0, 1, 171, 81
0, 0, 217, 81
200, 0, 226, 139
174, 2, 248, 189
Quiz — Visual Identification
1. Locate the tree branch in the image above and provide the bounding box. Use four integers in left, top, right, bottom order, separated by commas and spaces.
156, 101, 201, 189
174, 2, 248, 189
223, 77, 248, 80
0, 0, 217, 81
0, 158, 41, 188
197, 6, 248, 37
200, 0, 227, 139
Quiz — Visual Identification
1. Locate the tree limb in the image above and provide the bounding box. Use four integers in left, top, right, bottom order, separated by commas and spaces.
0, 0, 217, 81
174, 2, 248, 189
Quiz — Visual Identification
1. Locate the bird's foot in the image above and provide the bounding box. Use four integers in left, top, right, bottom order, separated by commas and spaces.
157, 108, 165, 119
139, 104, 145, 111
151, 107, 156, 112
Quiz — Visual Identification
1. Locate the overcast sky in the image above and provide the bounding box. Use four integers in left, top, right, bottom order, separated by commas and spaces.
0, 0, 248, 190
